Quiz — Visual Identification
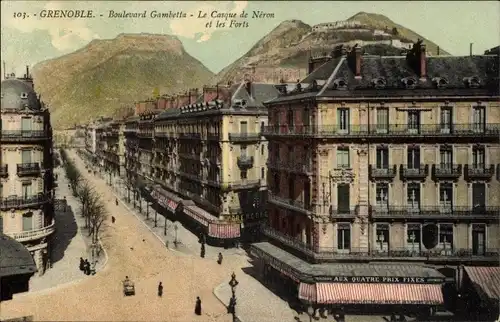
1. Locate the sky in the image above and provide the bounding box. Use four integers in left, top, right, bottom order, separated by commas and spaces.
1, 1, 499, 75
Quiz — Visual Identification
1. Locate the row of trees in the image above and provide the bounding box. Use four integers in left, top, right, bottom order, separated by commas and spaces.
60, 149, 107, 252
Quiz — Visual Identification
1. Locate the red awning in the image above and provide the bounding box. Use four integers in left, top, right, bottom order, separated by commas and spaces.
150, 187, 180, 212
183, 205, 211, 227
298, 283, 317, 303
315, 283, 443, 305
464, 266, 500, 300
208, 223, 240, 239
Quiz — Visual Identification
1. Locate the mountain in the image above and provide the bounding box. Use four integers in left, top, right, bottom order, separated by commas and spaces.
32, 33, 214, 129
215, 12, 448, 84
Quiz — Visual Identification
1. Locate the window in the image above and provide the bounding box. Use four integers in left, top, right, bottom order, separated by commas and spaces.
337, 108, 350, 133
407, 147, 420, 169
337, 223, 351, 251
260, 121, 264, 134
261, 167, 265, 179
472, 183, 486, 212
273, 174, 280, 193
407, 183, 420, 210
440, 183, 453, 212
0, 213, 3, 233
241, 145, 247, 157
261, 144, 265, 156
337, 148, 350, 168
440, 107, 452, 133
439, 223, 453, 254
303, 109, 310, 127
288, 145, 294, 161
440, 147, 452, 168
408, 111, 420, 133
22, 183, 32, 199
376, 108, 389, 133
21, 150, 32, 164
337, 184, 350, 213
22, 212, 33, 231
472, 224, 486, 255
240, 171, 247, 180
21, 117, 32, 132
407, 223, 421, 252
240, 121, 248, 134
376, 183, 389, 209
472, 106, 485, 132
288, 176, 295, 200
376, 147, 389, 169
375, 224, 389, 252
472, 146, 485, 168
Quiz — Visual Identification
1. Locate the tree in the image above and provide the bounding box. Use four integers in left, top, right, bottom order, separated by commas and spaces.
87, 192, 107, 244
77, 180, 94, 228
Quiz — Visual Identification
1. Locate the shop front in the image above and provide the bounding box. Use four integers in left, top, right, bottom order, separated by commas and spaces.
251, 242, 446, 318
150, 185, 184, 221
183, 205, 241, 247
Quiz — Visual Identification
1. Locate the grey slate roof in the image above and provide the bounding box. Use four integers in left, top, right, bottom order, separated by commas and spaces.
252, 242, 444, 279
0, 234, 37, 277
1, 78, 42, 112
156, 108, 181, 120
267, 53, 499, 104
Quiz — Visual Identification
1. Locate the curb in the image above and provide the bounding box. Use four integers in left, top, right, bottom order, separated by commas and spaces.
212, 283, 244, 322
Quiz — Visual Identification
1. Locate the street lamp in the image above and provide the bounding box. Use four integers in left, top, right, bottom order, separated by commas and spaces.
154, 208, 158, 227
306, 306, 314, 322
164, 216, 168, 235
174, 224, 179, 246
146, 201, 149, 219
228, 272, 239, 322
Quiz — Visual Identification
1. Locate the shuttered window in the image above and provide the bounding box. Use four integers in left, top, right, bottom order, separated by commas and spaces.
336, 148, 350, 168
337, 184, 350, 213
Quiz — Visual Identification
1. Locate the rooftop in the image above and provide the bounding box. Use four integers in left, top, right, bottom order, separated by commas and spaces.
0, 234, 37, 277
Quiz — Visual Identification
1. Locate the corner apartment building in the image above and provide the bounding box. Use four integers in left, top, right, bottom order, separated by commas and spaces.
0, 70, 56, 275
152, 81, 279, 242
252, 42, 500, 310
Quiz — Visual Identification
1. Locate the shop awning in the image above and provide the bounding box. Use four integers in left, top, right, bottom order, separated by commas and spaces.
150, 185, 182, 212
208, 223, 240, 239
464, 266, 500, 301
298, 283, 317, 303
183, 205, 213, 227
314, 283, 443, 305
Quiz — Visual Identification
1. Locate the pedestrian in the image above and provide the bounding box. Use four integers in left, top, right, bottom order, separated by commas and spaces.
84, 259, 90, 275
194, 296, 202, 315
111, 216, 115, 223
79, 257, 85, 271
200, 244, 205, 258
217, 252, 223, 265
158, 282, 163, 297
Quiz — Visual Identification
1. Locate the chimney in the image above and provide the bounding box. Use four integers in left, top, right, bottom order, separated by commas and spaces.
244, 79, 252, 98
26, 65, 30, 78
203, 86, 218, 102
189, 88, 199, 103
347, 44, 362, 78
470, 43, 473, 56
418, 42, 426, 79
437, 46, 440, 56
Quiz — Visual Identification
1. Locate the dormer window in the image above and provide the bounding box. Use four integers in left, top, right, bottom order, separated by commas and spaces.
20, 92, 28, 99
372, 77, 387, 89
296, 83, 302, 91
464, 76, 481, 88
432, 77, 449, 88
333, 78, 348, 89
401, 77, 417, 89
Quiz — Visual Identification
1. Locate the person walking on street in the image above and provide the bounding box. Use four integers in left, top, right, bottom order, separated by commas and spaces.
217, 252, 223, 265
200, 243, 205, 258
84, 259, 90, 275
195, 296, 202, 315
79, 257, 85, 271
158, 282, 163, 297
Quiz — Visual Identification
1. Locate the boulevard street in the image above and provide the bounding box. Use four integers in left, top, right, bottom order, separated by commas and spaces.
0, 150, 235, 322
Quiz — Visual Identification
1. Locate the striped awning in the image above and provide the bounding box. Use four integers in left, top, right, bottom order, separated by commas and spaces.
208, 223, 240, 239
464, 266, 500, 301
183, 205, 212, 227
298, 283, 317, 303
315, 283, 444, 305
150, 187, 180, 212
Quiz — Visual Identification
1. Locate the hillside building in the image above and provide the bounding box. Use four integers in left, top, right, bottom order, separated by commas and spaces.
0, 70, 56, 275
252, 42, 500, 315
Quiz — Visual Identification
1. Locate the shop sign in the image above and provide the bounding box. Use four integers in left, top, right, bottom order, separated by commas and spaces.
314, 276, 445, 284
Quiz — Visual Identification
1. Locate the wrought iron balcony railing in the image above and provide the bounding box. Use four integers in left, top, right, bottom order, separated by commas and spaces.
261, 224, 499, 262
268, 192, 312, 214
400, 164, 429, 180
228, 133, 261, 143
17, 163, 41, 176
465, 164, 495, 180
207, 134, 221, 141
7, 221, 55, 242
222, 179, 262, 191
0, 164, 7, 177
432, 164, 463, 180
370, 205, 500, 220
0, 194, 50, 210
369, 165, 397, 180
179, 133, 201, 140
237, 156, 254, 169
267, 159, 312, 174
262, 123, 500, 138
1, 130, 49, 142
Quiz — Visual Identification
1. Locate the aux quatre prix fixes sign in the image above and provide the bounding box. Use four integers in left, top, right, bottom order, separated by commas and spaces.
313, 276, 446, 284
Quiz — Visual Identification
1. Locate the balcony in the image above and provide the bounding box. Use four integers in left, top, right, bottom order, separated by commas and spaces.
207, 134, 221, 141
237, 156, 254, 169
261, 224, 499, 263
179, 133, 201, 140
222, 179, 262, 191
179, 152, 201, 160
432, 164, 462, 180
369, 165, 397, 180
465, 164, 495, 181
262, 123, 500, 139
267, 159, 312, 175
0, 165, 7, 178
1, 130, 49, 142
268, 192, 311, 214
7, 222, 55, 242
329, 207, 357, 219
399, 165, 429, 180
229, 132, 261, 143
371, 205, 500, 220
17, 163, 41, 176
0, 194, 50, 210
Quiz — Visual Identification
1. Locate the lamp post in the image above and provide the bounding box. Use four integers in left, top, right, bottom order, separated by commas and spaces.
146, 201, 149, 219
154, 208, 158, 227
306, 305, 314, 322
164, 217, 167, 235
174, 224, 179, 245
228, 272, 239, 322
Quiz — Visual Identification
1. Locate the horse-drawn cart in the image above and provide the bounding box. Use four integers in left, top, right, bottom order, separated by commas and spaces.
122, 278, 135, 296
